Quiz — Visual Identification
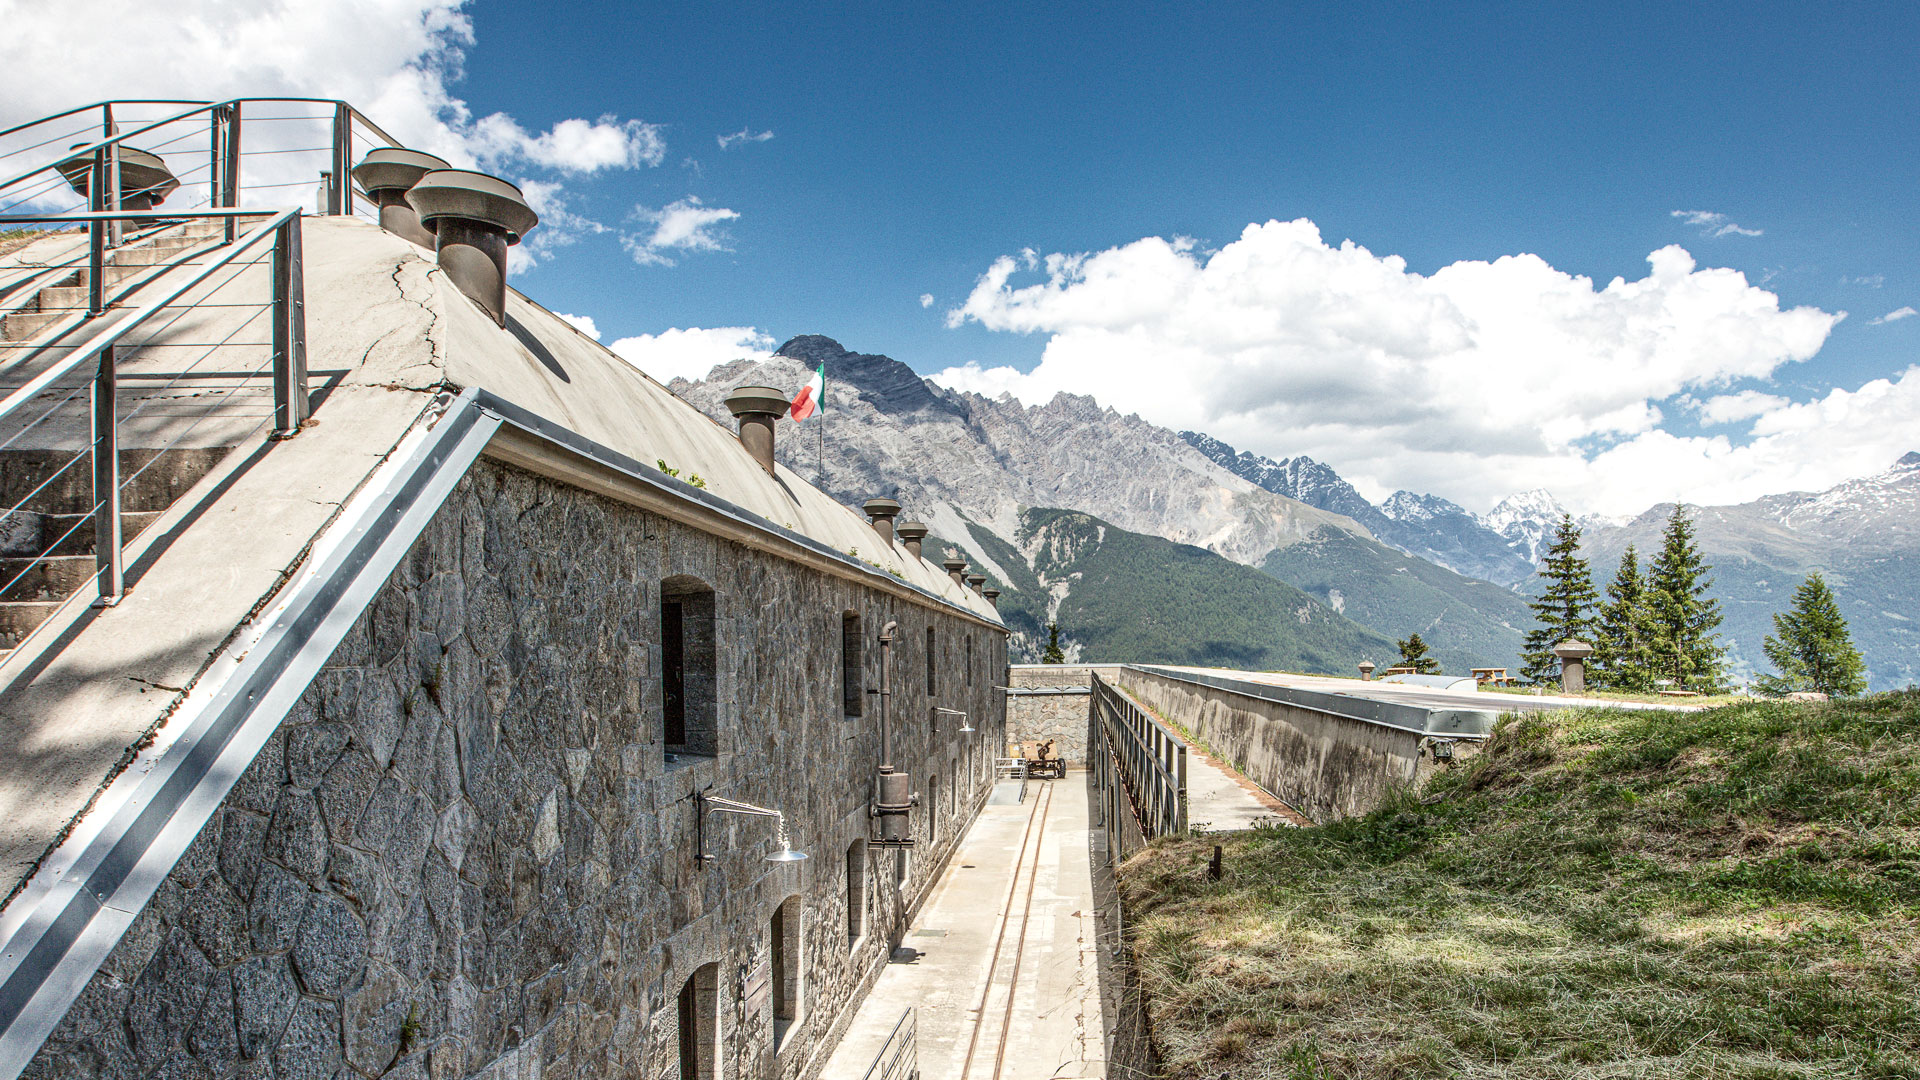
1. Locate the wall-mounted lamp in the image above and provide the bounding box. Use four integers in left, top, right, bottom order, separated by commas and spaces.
697, 792, 809, 863
934, 707, 975, 734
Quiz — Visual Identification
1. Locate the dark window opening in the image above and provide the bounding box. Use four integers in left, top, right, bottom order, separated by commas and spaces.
772, 897, 802, 1046
966, 635, 973, 686
677, 964, 718, 1080
842, 611, 863, 717
928, 774, 939, 842
926, 626, 936, 696
663, 601, 685, 745
662, 578, 717, 758
846, 840, 867, 945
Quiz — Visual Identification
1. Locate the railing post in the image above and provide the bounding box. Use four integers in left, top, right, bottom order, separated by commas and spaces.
330, 102, 351, 215
271, 216, 308, 437
102, 103, 121, 250
92, 345, 122, 605
1175, 745, 1189, 835
87, 148, 106, 317
222, 102, 242, 243
209, 107, 224, 210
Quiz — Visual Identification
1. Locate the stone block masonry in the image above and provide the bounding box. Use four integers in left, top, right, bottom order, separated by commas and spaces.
24, 458, 1005, 1080
1003, 665, 1122, 766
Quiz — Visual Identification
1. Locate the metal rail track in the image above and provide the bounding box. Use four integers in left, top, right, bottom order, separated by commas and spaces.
958, 777, 1056, 1080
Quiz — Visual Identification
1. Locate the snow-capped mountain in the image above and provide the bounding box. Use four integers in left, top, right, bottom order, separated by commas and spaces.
1184, 436, 1539, 587
1479, 489, 1570, 563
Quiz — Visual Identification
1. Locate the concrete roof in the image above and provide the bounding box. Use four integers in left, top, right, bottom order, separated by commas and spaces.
0, 213, 997, 903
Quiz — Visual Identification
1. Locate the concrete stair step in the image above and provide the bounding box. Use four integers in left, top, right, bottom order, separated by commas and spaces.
0, 555, 95, 601
0, 601, 64, 648
0, 310, 70, 341
36, 511, 162, 557
0, 448, 233, 516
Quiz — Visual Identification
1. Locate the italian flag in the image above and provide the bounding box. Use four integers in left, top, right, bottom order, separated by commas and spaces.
789, 362, 825, 421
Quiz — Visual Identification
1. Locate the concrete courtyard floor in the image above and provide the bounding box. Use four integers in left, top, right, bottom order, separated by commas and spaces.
823, 751, 1279, 1080
823, 776, 1106, 1080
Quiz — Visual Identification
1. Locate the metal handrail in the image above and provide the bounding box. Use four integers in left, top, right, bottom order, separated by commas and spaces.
860, 1008, 918, 1080
0, 98, 403, 197
0, 101, 212, 144
1092, 675, 1187, 840
0, 205, 305, 606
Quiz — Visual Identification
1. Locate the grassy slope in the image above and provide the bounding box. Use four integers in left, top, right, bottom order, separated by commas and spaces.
1120, 693, 1920, 1079
1019, 508, 1395, 674
1262, 525, 1531, 676
938, 507, 1397, 671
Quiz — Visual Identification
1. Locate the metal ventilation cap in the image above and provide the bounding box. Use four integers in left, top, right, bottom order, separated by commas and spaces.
56, 145, 180, 209
350, 147, 452, 195
406, 169, 539, 243
724, 385, 792, 419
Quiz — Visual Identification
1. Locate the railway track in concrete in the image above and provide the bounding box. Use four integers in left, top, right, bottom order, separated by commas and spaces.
959, 777, 1056, 1080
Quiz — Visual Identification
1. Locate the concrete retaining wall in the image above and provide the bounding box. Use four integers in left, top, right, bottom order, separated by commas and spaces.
1111, 667, 1475, 823
24, 458, 1004, 1080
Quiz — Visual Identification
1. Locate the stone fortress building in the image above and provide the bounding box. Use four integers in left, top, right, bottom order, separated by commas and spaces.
0, 100, 1006, 1080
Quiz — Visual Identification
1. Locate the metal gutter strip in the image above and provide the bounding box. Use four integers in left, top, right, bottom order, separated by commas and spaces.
1127, 665, 1498, 737
0, 389, 499, 1080
470, 389, 1004, 633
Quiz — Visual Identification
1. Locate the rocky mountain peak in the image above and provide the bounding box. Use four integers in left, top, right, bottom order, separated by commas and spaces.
1381, 491, 1469, 523
773, 335, 954, 417
1896, 450, 1920, 471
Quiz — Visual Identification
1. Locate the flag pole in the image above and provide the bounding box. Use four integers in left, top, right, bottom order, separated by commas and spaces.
818, 365, 825, 484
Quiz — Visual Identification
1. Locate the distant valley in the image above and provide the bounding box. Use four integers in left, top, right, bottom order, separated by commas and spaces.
672, 336, 1917, 688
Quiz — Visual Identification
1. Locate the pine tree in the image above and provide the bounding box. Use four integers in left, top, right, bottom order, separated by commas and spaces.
1646, 505, 1725, 691
1522, 514, 1599, 684
1594, 545, 1657, 691
1757, 573, 1867, 697
1042, 622, 1066, 664
1396, 633, 1440, 674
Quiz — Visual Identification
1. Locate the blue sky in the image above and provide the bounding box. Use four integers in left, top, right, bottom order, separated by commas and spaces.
9, 0, 1916, 513
472, 1, 1919, 393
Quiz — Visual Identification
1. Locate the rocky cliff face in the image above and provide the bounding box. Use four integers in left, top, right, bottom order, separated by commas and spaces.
673, 336, 1369, 575
1185, 432, 1538, 587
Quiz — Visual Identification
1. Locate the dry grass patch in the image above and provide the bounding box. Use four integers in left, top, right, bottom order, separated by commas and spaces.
1120, 693, 1920, 1079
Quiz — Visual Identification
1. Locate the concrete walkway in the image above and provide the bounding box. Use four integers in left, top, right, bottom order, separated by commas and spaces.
1166, 666, 1696, 713
823, 777, 1106, 1080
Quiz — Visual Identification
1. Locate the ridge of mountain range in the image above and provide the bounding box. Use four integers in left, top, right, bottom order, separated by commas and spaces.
671, 335, 1919, 689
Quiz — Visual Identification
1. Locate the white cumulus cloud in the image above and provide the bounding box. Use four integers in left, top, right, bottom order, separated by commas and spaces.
608, 326, 776, 383
1870, 306, 1917, 325
919, 293, 935, 308
1671, 210, 1763, 238
716, 128, 774, 150
553, 312, 600, 340
624, 196, 740, 266
935, 219, 1852, 516
0, 0, 662, 233
1689, 390, 1789, 425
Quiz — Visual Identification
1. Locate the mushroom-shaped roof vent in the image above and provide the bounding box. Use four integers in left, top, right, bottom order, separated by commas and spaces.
56, 145, 180, 206
351, 147, 451, 195
1552, 640, 1595, 660
406, 169, 538, 243
724, 386, 792, 418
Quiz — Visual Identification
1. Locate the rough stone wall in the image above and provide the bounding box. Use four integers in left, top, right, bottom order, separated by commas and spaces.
1113, 668, 1440, 822
26, 458, 1005, 1080
1003, 666, 1119, 766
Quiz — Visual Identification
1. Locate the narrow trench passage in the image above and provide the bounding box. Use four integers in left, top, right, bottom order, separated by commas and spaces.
822, 772, 1109, 1080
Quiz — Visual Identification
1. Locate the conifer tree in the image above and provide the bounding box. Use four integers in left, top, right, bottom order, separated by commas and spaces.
1396, 633, 1440, 674
1594, 545, 1657, 691
1647, 505, 1725, 691
1042, 622, 1066, 664
1757, 572, 1867, 697
1522, 514, 1598, 684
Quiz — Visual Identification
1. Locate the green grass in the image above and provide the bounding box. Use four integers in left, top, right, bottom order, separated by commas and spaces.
1119, 692, 1920, 1078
